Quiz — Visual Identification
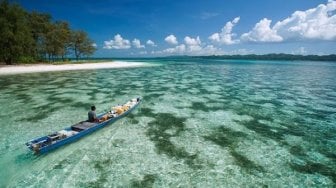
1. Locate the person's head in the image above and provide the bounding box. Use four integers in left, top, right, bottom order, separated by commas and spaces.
91, 105, 96, 111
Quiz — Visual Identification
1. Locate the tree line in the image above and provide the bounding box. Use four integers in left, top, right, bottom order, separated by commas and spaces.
0, 0, 96, 64
196, 54, 336, 62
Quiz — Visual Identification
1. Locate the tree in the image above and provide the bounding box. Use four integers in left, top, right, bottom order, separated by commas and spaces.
28, 11, 52, 61
55, 21, 71, 61
71, 30, 96, 61
45, 21, 71, 61
0, 1, 96, 64
0, 0, 34, 64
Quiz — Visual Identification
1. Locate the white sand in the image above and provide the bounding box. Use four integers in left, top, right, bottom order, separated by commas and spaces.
0, 61, 149, 75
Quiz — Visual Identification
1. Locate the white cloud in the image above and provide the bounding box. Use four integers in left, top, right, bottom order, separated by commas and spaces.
155, 36, 226, 56
132, 38, 145, 48
192, 45, 225, 56
104, 34, 131, 49
184, 36, 202, 52
229, 48, 254, 55
275, 0, 336, 40
146, 40, 157, 47
292, 47, 308, 55
165, 34, 178, 45
184, 36, 201, 46
163, 44, 186, 54
92, 43, 97, 48
153, 44, 185, 55
202, 45, 222, 55
152, 43, 253, 56
240, 18, 283, 42
209, 17, 240, 45
241, 0, 336, 42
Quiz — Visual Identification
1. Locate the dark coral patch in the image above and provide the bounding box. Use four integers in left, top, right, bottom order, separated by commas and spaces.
290, 161, 336, 183
289, 146, 307, 157
190, 102, 210, 112
146, 113, 201, 169
126, 113, 140, 124
138, 107, 156, 117
130, 174, 157, 188
204, 126, 264, 172
142, 93, 165, 101
230, 150, 264, 172
203, 127, 247, 148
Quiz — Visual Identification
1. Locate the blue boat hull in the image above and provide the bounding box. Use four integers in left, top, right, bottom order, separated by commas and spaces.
26, 98, 141, 154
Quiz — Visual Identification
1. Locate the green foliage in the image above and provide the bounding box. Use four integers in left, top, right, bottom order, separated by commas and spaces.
28, 11, 52, 60
45, 21, 71, 61
0, 0, 34, 64
18, 56, 35, 64
71, 30, 96, 61
0, 0, 96, 64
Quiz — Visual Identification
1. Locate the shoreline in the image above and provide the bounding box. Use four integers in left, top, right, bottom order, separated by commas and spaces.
0, 61, 150, 75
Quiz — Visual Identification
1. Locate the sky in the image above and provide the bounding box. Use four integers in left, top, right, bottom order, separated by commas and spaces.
16, 0, 336, 57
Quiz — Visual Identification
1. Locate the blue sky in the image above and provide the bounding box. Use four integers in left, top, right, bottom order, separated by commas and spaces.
17, 0, 336, 57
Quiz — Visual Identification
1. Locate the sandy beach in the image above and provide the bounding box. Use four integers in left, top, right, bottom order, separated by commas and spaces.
0, 61, 149, 75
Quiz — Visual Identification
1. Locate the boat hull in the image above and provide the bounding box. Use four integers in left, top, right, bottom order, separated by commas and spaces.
26, 98, 141, 154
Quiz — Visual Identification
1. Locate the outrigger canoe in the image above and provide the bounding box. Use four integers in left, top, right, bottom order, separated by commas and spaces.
26, 97, 141, 154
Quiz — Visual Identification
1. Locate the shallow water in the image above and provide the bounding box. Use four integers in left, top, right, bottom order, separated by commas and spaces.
0, 59, 335, 187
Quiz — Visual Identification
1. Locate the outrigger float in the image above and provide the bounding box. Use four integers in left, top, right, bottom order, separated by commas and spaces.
26, 97, 141, 154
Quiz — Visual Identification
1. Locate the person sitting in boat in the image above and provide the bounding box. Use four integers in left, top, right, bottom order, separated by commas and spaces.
88, 105, 98, 122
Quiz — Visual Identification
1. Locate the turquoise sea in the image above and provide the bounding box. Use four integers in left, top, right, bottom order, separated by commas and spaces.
0, 58, 335, 187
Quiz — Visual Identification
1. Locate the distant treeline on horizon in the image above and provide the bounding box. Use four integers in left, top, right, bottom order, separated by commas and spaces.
195, 54, 336, 61
82, 54, 336, 62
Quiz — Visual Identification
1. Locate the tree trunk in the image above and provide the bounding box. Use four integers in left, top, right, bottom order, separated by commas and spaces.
5, 57, 12, 65
74, 47, 78, 61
